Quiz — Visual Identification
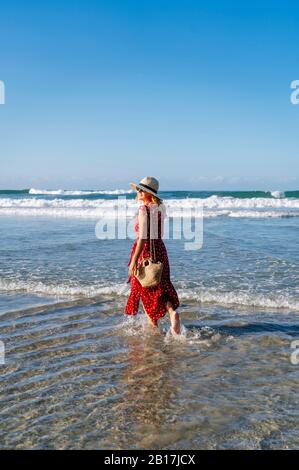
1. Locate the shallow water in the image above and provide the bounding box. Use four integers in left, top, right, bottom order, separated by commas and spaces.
1, 190, 299, 449
1, 297, 298, 449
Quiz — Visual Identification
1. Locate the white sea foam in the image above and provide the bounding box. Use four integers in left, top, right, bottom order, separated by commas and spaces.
195, 195, 297, 209
269, 190, 285, 199
178, 287, 299, 311
25, 188, 290, 200
117, 316, 221, 346
1, 279, 298, 311
0, 196, 299, 219
1, 195, 299, 218
29, 188, 133, 195
0, 278, 130, 298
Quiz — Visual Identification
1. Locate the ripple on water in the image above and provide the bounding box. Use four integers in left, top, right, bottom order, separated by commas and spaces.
1, 300, 299, 449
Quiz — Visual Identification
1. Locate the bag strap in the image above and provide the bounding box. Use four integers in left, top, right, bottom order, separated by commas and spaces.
145, 205, 158, 262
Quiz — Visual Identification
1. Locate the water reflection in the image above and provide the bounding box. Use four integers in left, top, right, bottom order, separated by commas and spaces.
110, 326, 184, 448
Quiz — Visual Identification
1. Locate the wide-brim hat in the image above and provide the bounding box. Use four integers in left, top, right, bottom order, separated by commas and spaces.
130, 176, 163, 201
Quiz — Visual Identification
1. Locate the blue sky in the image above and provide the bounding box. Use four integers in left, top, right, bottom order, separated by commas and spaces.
0, 0, 298, 190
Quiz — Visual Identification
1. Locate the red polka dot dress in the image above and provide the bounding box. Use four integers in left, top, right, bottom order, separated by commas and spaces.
125, 203, 180, 323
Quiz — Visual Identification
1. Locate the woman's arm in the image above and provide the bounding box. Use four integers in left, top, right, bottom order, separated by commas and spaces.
128, 238, 146, 275
128, 206, 147, 276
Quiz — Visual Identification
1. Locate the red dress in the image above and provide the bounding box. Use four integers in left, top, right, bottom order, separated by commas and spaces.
125, 203, 180, 323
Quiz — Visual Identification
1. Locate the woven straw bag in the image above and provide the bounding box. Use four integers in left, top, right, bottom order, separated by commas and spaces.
135, 206, 163, 288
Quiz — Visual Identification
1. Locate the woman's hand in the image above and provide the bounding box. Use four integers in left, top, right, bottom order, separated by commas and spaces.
128, 259, 138, 277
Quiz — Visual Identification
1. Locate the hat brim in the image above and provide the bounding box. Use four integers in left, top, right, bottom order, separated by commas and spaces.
130, 182, 163, 201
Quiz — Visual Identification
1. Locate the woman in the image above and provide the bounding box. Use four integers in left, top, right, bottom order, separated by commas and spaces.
125, 176, 181, 334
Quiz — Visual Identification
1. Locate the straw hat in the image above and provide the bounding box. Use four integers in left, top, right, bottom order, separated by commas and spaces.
130, 176, 162, 200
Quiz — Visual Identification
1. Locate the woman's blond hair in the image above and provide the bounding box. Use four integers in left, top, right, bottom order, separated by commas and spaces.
135, 192, 162, 205
150, 194, 163, 205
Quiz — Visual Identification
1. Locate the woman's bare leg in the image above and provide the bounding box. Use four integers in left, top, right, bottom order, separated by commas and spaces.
148, 317, 158, 328
141, 301, 158, 328
166, 301, 181, 334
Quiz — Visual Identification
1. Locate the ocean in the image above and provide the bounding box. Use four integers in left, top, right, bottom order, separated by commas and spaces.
1, 188, 299, 449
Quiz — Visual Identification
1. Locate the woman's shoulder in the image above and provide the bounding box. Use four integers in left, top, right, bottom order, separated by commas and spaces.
137, 204, 149, 220
137, 202, 165, 214
138, 204, 148, 212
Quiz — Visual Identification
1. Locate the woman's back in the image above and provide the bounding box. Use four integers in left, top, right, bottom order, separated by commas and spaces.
135, 202, 166, 240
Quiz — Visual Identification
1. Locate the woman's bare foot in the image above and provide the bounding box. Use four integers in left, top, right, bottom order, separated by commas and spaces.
170, 311, 181, 334
166, 302, 181, 334
147, 316, 158, 329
